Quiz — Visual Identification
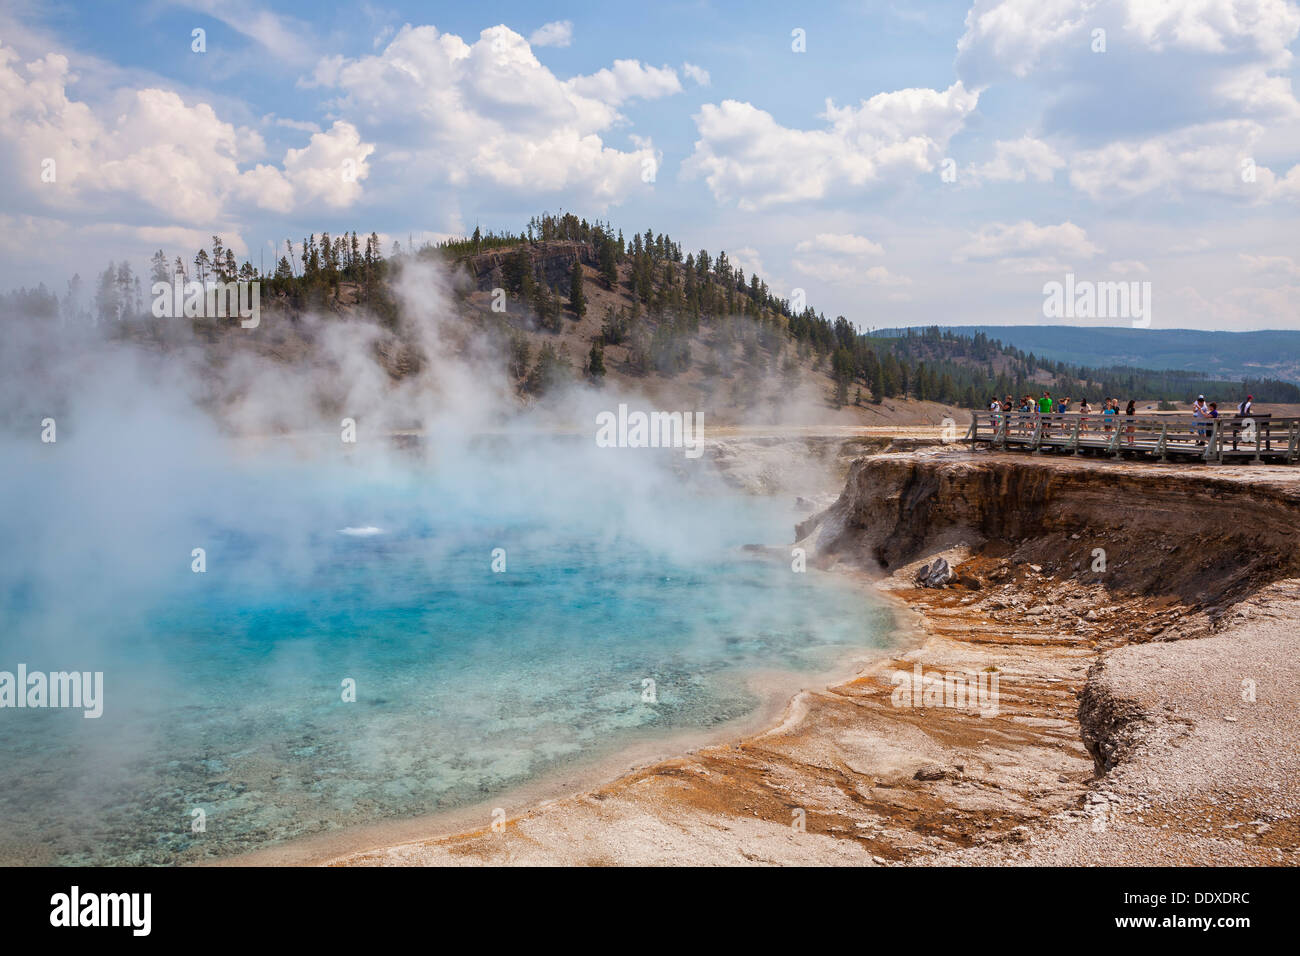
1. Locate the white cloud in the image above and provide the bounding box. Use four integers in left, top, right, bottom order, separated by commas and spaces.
728, 246, 764, 279
312, 25, 672, 207
1239, 253, 1300, 277
0, 44, 372, 223
169, 0, 318, 65
280, 121, 374, 209
268, 115, 322, 133
971, 135, 1065, 182
685, 82, 979, 209
956, 1, 1300, 208
565, 59, 681, 106
1109, 259, 1149, 275
682, 62, 710, 86
956, 220, 1102, 263
795, 233, 884, 257
1122, 0, 1300, 58
791, 232, 906, 286
1068, 120, 1300, 201
958, 0, 1300, 90
956, 0, 1089, 84
529, 20, 573, 48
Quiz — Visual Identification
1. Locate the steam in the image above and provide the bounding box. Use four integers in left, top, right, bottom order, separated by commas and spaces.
0, 255, 875, 863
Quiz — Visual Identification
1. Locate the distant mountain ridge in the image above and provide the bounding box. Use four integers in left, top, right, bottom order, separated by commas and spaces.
900, 326, 1300, 385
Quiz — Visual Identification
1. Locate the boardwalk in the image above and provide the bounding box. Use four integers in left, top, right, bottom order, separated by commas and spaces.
966, 411, 1300, 464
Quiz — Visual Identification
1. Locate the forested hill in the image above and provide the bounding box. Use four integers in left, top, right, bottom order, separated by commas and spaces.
914, 325, 1300, 387
5, 212, 1299, 412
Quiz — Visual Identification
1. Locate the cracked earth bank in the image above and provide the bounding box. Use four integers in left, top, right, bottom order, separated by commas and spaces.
328, 446, 1300, 866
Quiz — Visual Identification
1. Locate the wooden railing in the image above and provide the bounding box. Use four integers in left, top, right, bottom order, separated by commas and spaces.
964, 411, 1300, 464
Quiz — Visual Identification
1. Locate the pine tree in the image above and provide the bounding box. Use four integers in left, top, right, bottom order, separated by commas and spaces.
586, 340, 606, 382
149, 250, 169, 285
569, 257, 587, 318
598, 239, 618, 289
508, 334, 531, 380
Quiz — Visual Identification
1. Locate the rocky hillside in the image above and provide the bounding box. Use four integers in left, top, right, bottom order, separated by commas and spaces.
797, 449, 1300, 607
447, 239, 965, 427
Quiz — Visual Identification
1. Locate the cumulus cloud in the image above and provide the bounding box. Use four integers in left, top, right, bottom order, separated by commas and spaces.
1109, 259, 1149, 275
684, 82, 979, 209
529, 20, 573, 48
1240, 253, 1300, 277
0, 43, 372, 223
682, 62, 710, 86
956, 220, 1102, 268
565, 59, 682, 106
1068, 119, 1300, 201
310, 25, 673, 207
954, 0, 1300, 204
958, 0, 1300, 91
971, 135, 1065, 183
791, 232, 908, 287
795, 233, 884, 257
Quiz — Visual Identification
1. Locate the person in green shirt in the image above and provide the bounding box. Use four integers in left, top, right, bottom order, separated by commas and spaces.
1038, 391, 1053, 414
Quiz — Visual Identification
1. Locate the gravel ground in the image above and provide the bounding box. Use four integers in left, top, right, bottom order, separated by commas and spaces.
912, 580, 1300, 866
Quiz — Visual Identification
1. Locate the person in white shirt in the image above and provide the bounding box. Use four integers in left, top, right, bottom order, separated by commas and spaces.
1192, 394, 1210, 443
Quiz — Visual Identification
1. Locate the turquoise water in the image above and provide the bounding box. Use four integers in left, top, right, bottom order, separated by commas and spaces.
0, 438, 891, 865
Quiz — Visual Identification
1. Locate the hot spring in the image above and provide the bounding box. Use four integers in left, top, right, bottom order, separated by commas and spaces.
0, 428, 894, 865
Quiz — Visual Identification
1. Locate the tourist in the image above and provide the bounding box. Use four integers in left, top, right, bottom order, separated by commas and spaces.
1232, 395, 1256, 451
1103, 398, 1116, 434
1191, 394, 1210, 443
1078, 397, 1091, 432
1125, 399, 1136, 445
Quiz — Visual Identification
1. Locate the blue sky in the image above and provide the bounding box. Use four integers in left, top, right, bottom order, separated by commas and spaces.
4, 0, 1300, 329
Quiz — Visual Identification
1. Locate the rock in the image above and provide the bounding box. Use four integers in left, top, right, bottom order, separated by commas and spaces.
914, 765, 949, 781
915, 557, 955, 589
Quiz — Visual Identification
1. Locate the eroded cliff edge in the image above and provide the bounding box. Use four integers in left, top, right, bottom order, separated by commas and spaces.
794, 449, 1300, 863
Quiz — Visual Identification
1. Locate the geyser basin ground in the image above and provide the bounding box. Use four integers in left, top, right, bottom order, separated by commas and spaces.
0, 438, 893, 865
